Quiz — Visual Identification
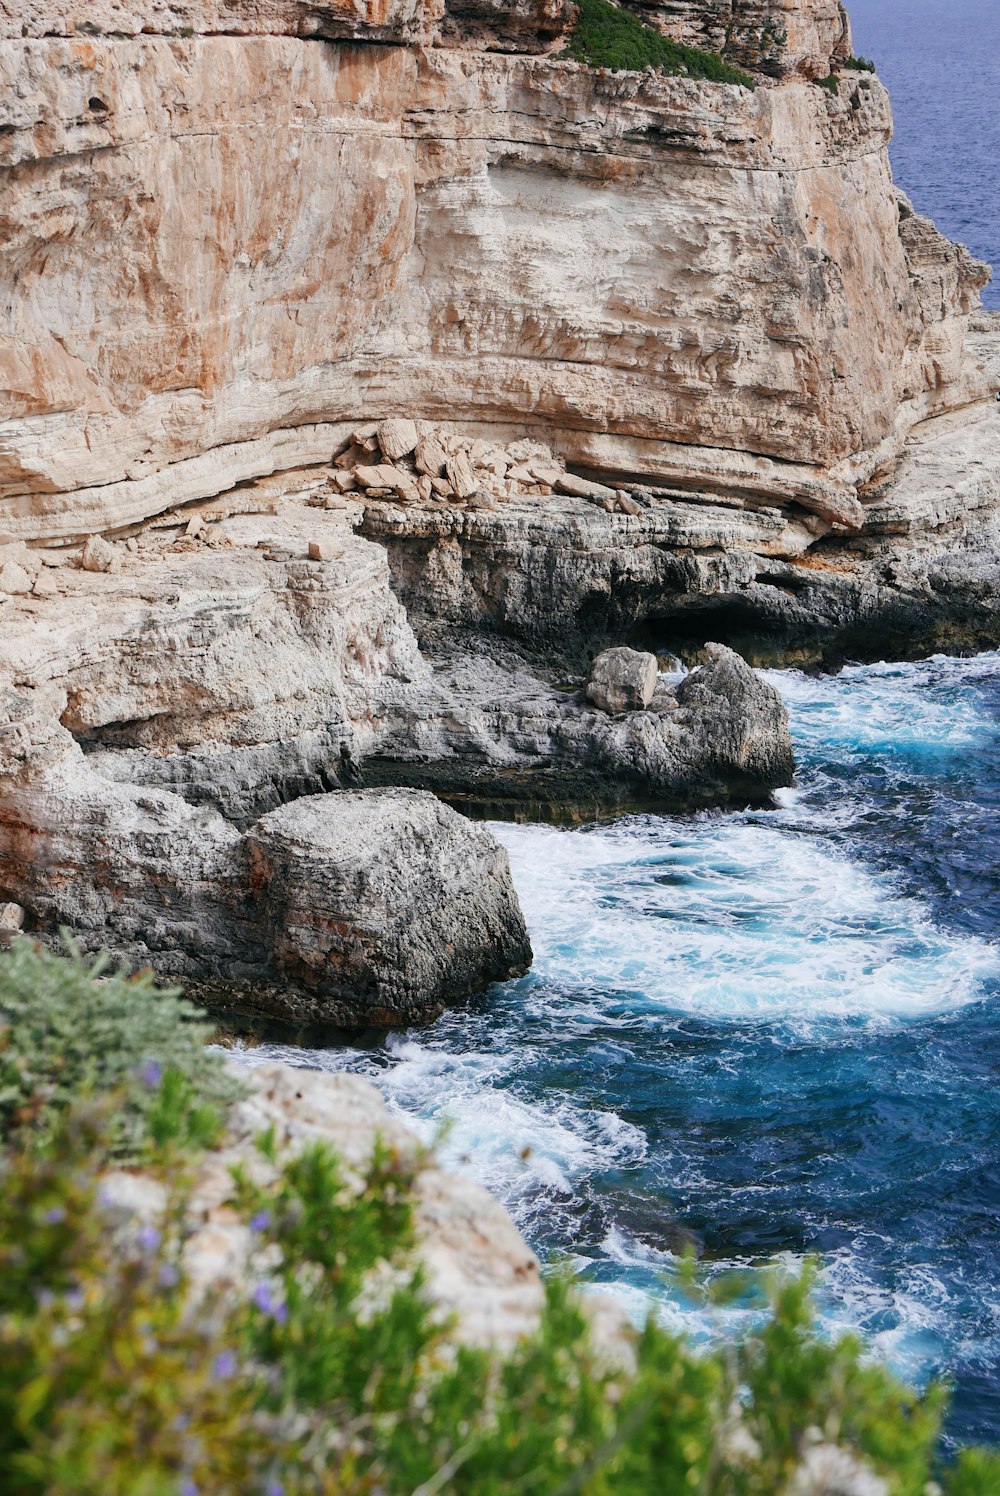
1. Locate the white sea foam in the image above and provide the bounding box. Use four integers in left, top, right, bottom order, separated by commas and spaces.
764, 653, 1000, 755
235, 653, 1000, 1418
491, 816, 999, 1027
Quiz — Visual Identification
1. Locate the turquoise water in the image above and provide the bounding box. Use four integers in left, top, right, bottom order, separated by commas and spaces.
253, 654, 1000, 1447
849, 0, 999, 308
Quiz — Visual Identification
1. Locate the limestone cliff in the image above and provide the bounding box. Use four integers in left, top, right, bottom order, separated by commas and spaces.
0, 0, 988, 546
1, 0, 997, 1026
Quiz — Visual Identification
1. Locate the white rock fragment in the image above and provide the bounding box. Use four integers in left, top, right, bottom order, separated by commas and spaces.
555, 473, 618, 502
0, 562, 32, 595
0, 901, 24, 947
446, 451, 478, 499
32, 570, 60, 598
585, 647, 659, 714
376, 417, 419, 461
81, 534, 119, 573
308, 539, 342, 562
414, 434, 448, 478
356, 463, 418, 499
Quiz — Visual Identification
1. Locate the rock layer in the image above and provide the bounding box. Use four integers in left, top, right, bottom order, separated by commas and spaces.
0, 6, 989, 545
0, 485, 794, 1022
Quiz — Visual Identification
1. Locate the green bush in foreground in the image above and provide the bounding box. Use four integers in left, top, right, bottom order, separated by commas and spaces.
0, 939, 245, 1156
1, 944, 999, 1495
560, 0, 755, 87
2, 1106, 999, 1496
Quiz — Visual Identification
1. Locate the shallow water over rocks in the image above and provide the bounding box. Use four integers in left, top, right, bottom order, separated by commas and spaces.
242, 653, 1000, 1447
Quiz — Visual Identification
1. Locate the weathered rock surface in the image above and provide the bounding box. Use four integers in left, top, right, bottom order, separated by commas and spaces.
0, 481, 797, 1019
100, 1059, 552, 1351
246, 790, 532, 1025
0, 5, 988, 545
621, 0, 852, 79
586, 648, 659, 714
0, 747, 529, 1028
361, 636, 794, 817
0, 0, 996, 1030
361, 377, 1000, 665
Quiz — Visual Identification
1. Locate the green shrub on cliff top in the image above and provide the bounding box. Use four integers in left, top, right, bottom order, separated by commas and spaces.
0, 940, 244, 1156
560, 0, 755, 87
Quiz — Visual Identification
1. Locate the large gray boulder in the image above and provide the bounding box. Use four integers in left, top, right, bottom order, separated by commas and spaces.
0, 710, 531, 1030
585, 647, 658, 714
247, 789, 532, 1026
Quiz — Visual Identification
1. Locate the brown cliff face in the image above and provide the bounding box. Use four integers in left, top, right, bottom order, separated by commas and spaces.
0, 1, 990, 546
620, 0, 851, 79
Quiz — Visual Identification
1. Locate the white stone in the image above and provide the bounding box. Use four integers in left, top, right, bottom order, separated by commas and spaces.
0, 562, 32, 595
81, 535, 118, 573
585, 648, 659, 715
307, 539, 342, 561
446, 451, 478, 499
376, 417, 419, 461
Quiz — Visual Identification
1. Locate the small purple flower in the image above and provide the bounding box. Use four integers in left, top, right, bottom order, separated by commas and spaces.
180, 1482, 198, 1496
139, 1058, 163, 1088
43, 1206, 66, 1225
137, 1224, 161, 1251
213, 1350, 237, 1379
252, 1282, 274, 1314
249, 1210, 271, 1233
158, 1263, 181, 1289
265, 1481, 285, 1496
36, 1288, 55, 1308
252, 1281, 287, 1322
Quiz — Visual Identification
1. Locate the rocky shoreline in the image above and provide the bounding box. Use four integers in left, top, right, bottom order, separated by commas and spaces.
0, 0, 997, 1030
0, 464, 794, 1030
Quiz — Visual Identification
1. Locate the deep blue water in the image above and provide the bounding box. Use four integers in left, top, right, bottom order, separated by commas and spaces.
849, 0, 999, 308
251, 654, 1000, 1448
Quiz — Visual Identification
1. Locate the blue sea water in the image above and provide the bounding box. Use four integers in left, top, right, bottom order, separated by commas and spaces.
848, 0, 1000, 308
253, 654, 1000, 1449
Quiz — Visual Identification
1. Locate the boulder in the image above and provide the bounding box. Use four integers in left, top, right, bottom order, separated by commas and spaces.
0, 900, 24, 947
81, 535, 118, 573
247, 789, 532, 1026
376, 417, 419, 461
307, 539, 342, 561
414, 434, 449, 478
355, 463, 418, 499
555, 473, 618, 502
0, 562, 32, 595
586, 648, 659, 714
446, 451, 478, 499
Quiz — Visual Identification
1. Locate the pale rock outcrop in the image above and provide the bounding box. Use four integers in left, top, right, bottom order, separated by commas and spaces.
100, 1060, 551, 1351
0, 562, 32, 595
623, 0, 852, 79
0, 479, 795, 1018
0, 5, 989, 546
586, 647, 659, 714
360, 379, 1000, 664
